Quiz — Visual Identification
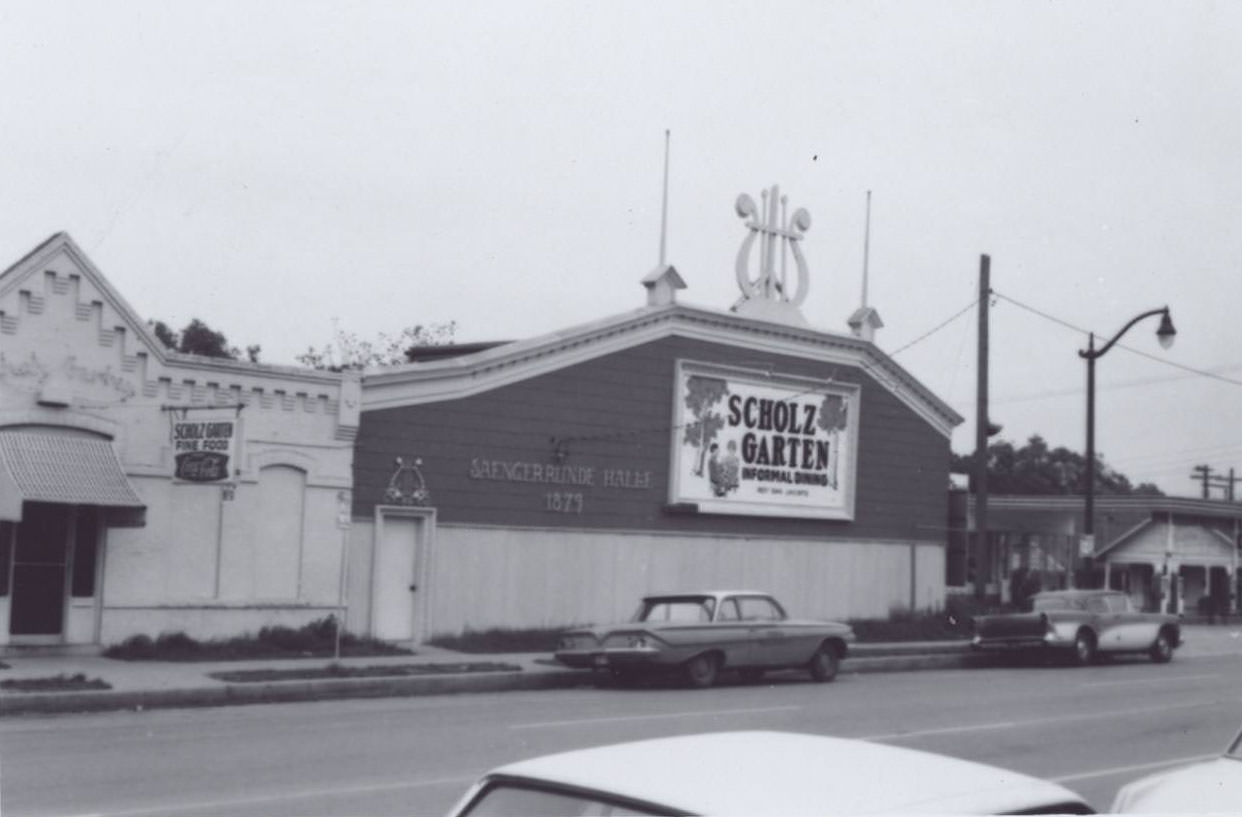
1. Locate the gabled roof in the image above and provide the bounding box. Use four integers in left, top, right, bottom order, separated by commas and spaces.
362, 300, 964, 438
0, 232, 340, 384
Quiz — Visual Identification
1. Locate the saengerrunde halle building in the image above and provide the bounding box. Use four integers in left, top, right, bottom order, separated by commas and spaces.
345, 186, 963, 641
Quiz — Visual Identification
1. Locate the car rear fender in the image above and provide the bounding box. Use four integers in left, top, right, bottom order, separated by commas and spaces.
820, 636, 848, 659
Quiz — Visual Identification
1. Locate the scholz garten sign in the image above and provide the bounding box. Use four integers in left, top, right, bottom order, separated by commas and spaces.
671, 361, 858, 519
171, 411, 239, 483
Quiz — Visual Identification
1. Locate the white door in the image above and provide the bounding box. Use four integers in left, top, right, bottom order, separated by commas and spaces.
373, 515, 421, 641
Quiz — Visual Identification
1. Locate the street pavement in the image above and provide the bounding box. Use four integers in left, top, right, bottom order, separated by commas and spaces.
1, 624, 1240, 716
3, 633, 1242, 816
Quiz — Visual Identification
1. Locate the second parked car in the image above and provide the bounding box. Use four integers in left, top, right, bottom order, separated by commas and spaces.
970, 589, 1180, 665
554, 590, 854, 688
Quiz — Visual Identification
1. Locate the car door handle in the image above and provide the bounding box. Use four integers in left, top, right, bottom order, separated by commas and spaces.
409, 584, 418, 592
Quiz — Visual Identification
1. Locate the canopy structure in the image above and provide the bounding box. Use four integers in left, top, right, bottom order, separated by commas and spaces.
0, 431, 146, 527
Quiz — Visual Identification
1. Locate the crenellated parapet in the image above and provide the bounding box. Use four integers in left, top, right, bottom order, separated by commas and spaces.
0, 233, 356, 440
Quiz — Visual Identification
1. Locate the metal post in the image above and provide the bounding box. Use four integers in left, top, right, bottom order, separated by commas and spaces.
974, 255, 991, 600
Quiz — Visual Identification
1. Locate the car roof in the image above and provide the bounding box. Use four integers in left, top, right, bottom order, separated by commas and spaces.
477, 731, 1089, 815
641, 591, 772, 600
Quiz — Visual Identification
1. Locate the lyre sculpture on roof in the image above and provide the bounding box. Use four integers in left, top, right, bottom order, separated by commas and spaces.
733, 185, 811, 317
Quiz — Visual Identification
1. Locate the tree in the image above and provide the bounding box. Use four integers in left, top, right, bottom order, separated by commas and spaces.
149, 318, 260, 362
951, 435, 1163, 496
297, 321, 458, 370
682, 376, 729, 476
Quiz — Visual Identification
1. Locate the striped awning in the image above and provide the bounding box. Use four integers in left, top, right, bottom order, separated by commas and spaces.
0, 431, 146, 526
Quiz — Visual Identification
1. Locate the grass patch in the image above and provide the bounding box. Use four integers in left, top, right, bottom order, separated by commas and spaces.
848, 610, 970, 643
104, 616, 411, 662
429, 614, 973, 652
0, 673, 111, 692
210, 661, 521, 683
428, 626, 567, 654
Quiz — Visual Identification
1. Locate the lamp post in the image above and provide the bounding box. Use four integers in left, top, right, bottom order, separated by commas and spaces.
1079, 306, 1176, 583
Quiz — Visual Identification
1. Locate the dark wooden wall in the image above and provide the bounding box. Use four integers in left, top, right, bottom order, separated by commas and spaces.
355, 336, 950, 541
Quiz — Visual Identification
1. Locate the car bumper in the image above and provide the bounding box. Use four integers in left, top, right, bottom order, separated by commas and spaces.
555, 647, 679, 670
971, 634, 1067, 651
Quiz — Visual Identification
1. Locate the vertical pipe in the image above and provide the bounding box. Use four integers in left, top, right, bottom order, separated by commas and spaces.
974, 255, 991, 600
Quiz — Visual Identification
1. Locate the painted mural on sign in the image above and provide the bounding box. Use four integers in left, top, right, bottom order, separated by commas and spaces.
672, 362, 858, 519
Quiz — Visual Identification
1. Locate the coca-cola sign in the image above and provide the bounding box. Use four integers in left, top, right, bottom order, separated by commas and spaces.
171, 412, 238, 483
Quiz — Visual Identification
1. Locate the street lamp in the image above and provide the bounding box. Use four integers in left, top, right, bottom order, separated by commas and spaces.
1078, 306, 1176, 583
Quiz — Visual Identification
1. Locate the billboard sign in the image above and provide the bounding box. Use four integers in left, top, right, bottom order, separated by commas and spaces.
670, 361, 858, 519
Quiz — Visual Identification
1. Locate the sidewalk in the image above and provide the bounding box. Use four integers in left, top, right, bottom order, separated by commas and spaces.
2, 624, 1239, 717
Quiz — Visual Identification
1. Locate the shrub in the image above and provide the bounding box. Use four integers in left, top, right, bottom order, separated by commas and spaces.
847, 608, 969, 642
104, 616, 406, 661
428, 626, 569, 654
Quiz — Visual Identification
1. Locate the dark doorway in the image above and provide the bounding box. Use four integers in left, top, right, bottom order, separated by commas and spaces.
10, 502, 69, 636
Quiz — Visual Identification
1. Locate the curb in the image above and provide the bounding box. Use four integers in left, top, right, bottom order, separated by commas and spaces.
0, 649, 983, 716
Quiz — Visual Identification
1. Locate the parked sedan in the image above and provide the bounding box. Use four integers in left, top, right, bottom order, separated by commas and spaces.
1111, 724, 1242, 812
970, 589, 1180, 665
554, 591, 854, 688
445, 731, 1096, 815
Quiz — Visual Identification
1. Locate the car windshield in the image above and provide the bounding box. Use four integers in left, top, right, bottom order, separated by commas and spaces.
633, 597, 715, 623
1032, 595, 1085, 612
459, 782, 667, 816
1227, 729, 1242, 760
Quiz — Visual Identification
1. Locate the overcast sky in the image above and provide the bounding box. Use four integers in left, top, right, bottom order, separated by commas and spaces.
2, 1, 1240, 495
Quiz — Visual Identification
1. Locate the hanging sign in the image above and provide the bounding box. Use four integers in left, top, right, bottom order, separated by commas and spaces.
670, 361, 858, 519
171, 409, 239, 483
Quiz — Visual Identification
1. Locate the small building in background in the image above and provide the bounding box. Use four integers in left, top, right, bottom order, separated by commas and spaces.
0, 233, 357, 650
952, 492, 1241, 616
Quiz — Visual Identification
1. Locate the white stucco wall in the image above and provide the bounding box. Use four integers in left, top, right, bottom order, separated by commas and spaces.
346, 519, 945, 641
1, 235, 358, 646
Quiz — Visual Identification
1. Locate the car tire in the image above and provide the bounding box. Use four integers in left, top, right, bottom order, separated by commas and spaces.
1072, 630, 1096, 666
683, 654, 719, 689
1149, 632, 1174, 664
808, 644, 839, 683
606, 667, 641, 687
738, 668, 765, 684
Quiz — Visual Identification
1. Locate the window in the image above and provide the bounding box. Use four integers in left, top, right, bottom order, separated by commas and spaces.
716, 599, 740, 621
637, 599, 714, 623
1104, 594, 1130, 614
736, 596, 783, 621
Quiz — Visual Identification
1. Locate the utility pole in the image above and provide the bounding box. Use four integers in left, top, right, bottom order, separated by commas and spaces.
974, 255, 991, 600
1191, 464, 1214, 499
1204, 467, 1240, 502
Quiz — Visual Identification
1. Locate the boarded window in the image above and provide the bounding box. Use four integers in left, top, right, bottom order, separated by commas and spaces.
253, 466, 306, 600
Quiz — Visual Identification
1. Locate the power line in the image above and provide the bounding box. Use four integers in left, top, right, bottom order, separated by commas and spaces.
887, 298, 978, 357
993, 290, 1242, 389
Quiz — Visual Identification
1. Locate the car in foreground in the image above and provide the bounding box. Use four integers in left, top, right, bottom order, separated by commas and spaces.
445, 731, 1096, 815
970, 589, 1180, 666
553, 590, 854, 688
1111, 724, 1242, 812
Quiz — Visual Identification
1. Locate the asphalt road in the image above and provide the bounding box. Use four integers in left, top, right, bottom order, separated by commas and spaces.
2, 652, 1241, 816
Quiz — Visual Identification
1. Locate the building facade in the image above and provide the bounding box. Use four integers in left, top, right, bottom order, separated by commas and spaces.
344, 189, 963, 640
0, 234, 358, 649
